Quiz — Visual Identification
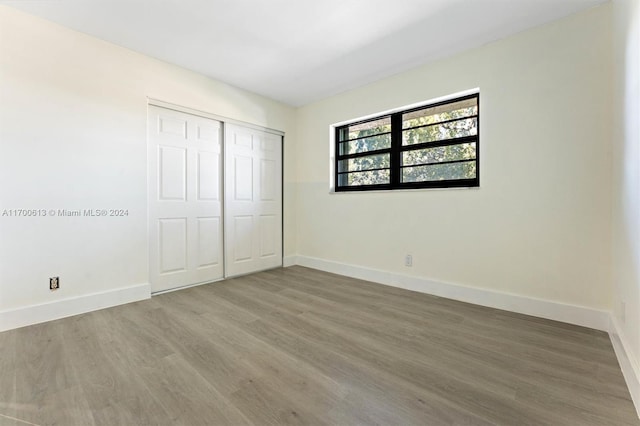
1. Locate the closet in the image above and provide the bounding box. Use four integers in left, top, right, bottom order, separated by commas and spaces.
147, 104, 282, 293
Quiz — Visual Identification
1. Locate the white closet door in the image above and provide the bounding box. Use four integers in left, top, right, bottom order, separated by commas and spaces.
148, 106, 223, 292
224, 124, 282, 277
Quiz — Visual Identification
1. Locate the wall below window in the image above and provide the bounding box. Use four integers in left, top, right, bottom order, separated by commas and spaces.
0, 5, 297, 330
295, 5, 612, 313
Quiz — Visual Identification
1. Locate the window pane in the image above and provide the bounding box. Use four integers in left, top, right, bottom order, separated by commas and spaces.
339, 169, 390, 186
402, 143, 476, 166
339, 134, 391, 155
402, 161, 476, 183
403, 97, 477, 129
339, 116, 391, 142
338, 154, 390, 173
334, 94, 479, 191
402, 117, 477, 146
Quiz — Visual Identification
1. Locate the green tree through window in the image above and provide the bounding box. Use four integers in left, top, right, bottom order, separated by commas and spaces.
335, 93, 479, 191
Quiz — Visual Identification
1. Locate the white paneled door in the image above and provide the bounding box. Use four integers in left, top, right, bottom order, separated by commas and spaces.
148, 106, 223, 292
224, 124, 282, 277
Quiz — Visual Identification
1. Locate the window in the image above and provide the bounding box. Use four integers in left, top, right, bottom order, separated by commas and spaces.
335, 93, 479, 191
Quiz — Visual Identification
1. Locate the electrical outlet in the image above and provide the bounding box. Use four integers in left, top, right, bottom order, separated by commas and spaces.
50, 277, 59, 291
621, 301, 626, 323
405, 254, 413, 267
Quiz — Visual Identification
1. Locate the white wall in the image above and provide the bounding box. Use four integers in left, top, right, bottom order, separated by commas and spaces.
612, 0, 640, 412
0, 5, 297, 322
295, 5, 612, 310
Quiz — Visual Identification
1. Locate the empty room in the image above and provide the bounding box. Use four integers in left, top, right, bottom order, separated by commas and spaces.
0, 0, 639, 424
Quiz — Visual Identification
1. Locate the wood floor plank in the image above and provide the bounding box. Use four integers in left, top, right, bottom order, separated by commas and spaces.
0, 330, 17, 423
0, 265, 637, 425
261, 307, 547, 424
133, 353, 252, 426
0, 414, 24, 426
60, 312, 169, 426
12, 320, 94, 426
137, 302, 257, 397
236, 314, 496, 425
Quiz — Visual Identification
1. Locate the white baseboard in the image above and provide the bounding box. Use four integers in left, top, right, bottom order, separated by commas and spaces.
610, 315, 640, 418
283, 255, 298, 267
0, 283, 151, 332
294, 255, 610, 331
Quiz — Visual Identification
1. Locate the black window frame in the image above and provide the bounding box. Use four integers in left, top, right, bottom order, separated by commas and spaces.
334, 93, 480, 192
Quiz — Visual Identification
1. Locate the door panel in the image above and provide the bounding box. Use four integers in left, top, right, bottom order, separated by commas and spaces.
159, 218, 187, 274
234, 156, 253, 200
197, 217, 220, 267
197, 152, 219, 201
149, 106, 223, 292
159, 116, 187, 137
260, 159, 277, 201
159, 147, 187, 201
197, 122, 219, 142
225, 124, 282, 277
233, 215, 253, 262
259, 215, 277, 257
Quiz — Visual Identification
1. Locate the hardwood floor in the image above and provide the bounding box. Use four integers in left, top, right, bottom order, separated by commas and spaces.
0, 266, 637, 425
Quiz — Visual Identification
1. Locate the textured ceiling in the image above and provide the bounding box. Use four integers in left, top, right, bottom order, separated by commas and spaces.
1, 0, 606, 106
